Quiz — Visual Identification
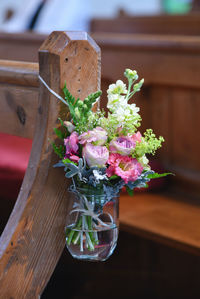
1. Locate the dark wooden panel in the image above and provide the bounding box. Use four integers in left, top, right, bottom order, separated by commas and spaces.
0, 83, 38, 138
120, 192, 200, 255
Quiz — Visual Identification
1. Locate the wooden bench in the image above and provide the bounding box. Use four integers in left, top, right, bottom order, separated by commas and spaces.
0, 32, 200, 257
90, 13, 200, 36
0, 31, 100, 298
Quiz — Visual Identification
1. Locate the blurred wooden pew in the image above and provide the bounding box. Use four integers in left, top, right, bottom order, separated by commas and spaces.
90, 13, 200, 36
0, 31, 200, 256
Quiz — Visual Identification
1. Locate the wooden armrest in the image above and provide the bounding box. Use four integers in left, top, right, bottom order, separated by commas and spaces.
120, 192, 200, 256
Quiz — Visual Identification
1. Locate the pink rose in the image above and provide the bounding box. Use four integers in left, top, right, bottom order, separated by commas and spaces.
106, 153, 143, 184
83, 143, 109, 167
79, 127, 107, 146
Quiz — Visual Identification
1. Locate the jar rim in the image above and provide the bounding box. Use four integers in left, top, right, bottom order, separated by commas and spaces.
68, 185, 119, 197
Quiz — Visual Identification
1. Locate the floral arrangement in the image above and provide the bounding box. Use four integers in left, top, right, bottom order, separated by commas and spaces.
52, 69, 170, 260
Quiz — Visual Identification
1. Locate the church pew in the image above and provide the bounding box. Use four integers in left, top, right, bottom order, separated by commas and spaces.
0, 32, 200, 256
90, 13, 200, 36
0, 31, 100, 298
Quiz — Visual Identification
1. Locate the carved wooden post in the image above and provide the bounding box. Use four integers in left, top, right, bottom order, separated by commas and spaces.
0, 31, 100, 298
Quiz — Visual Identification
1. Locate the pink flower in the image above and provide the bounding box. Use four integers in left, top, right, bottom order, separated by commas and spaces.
79, 127, 107, 146
83, 143, 109, 167
69, 155, 80, 162
106, 153, 143, 184
64, 131, 79, 156
109, 136, 136, 156
131, 131, 142, 143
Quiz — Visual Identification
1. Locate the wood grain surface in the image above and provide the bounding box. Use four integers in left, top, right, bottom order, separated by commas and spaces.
0, 31, 100, 298
0, 83, 38, 138
0, 59, 39, 86
120, 192, 200, 256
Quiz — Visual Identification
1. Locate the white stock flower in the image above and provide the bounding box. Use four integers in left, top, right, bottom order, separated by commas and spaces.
107, 94, 127, 112
114, 103, 140, 122
107, 80, 127, 95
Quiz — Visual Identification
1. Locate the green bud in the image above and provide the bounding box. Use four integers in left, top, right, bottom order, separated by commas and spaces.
84, 98, 90, 105
83, 104, 88, 111
124, 68, 138, 80
74, 107, 80, 119
77, 101, 83, 108
134, 78, 144, 92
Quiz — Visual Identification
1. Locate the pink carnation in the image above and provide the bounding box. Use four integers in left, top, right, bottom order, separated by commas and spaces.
106, 153, 143, 184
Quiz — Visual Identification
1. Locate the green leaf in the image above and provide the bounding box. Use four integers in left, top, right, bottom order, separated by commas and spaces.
147, 172, 174, 179
126, 186, 134, 196
53, 127, 65, 139
109, 175, 118, 180
58, 117, 64, 126
63, 83, 76, 105
62, 158, 77, 166
84, 90, 102, 105
143, 183, 149, 188
52, 143, 65, 158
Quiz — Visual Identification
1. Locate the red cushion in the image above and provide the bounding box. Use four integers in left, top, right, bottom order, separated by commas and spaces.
0, 132, 32, 199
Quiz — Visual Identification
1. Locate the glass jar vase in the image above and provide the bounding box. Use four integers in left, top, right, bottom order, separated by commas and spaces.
65, 185, 119, 262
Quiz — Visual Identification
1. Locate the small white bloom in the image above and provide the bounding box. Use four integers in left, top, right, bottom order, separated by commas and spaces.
107, 80, 127, 95
107, 94, 127, 112
129, 103, 140, 114
93, 169, 108, 182
138, 155, 150, 169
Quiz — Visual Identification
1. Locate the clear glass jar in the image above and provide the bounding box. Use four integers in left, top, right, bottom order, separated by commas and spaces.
65, 186, 119, 262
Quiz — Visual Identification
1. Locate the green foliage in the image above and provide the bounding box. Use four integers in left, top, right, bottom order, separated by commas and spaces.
126, 186, 134, 196
124, 68, 144, 101
53, 127, 65, 139
62, 158, 77, 166
134, 129, 164, 157
58, 117, 64, 126
147, 172, 174, 179
62, 83, 102, 133
52, 143, 65, 158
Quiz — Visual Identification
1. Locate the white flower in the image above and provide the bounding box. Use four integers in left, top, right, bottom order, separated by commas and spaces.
107, 80, 127, 95
114, 103, 140, 123
93, 169, 108, 183
107, 94, 127, 112
138, 155, 150, 170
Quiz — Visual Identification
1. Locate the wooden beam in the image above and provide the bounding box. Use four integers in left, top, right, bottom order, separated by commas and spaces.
0, 60, 39, 87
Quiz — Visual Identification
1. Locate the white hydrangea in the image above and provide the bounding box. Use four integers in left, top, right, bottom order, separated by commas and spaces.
107, 80, 127, 95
